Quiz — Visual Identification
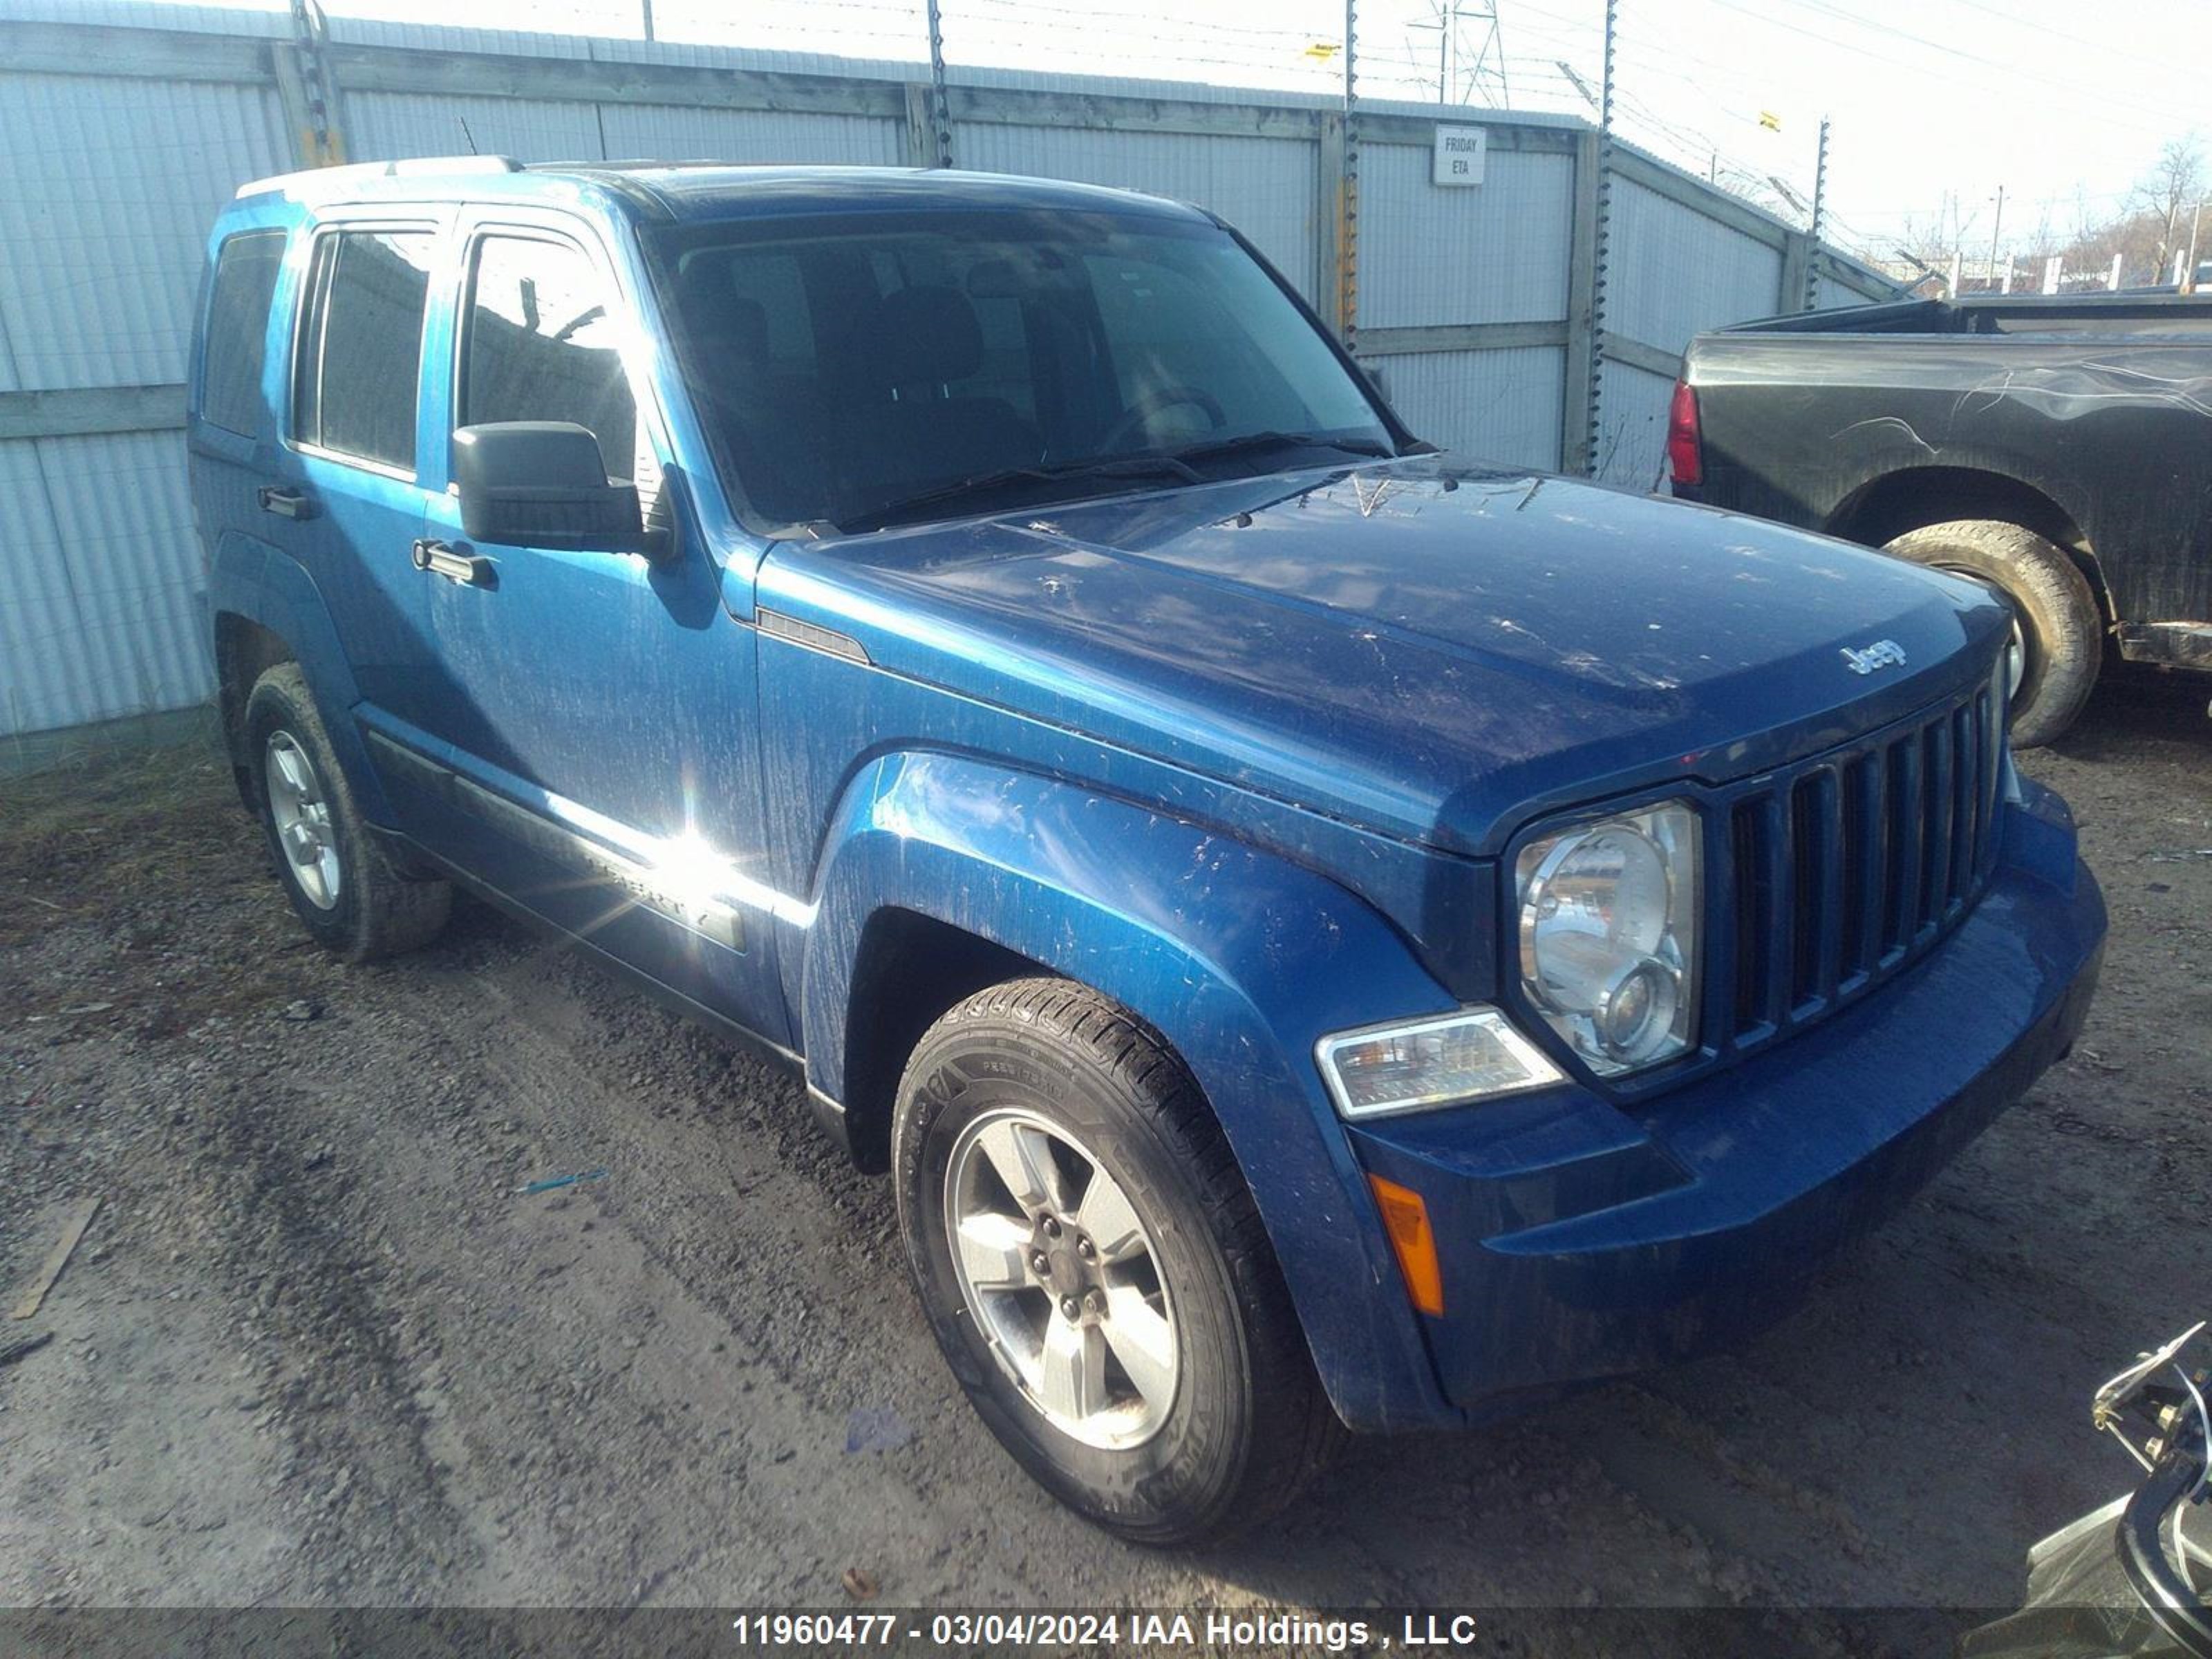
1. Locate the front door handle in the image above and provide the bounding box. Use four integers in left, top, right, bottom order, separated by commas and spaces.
411, 538, 494, 588
256, 485, 315, 521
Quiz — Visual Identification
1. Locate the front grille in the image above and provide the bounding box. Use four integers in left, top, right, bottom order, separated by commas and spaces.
1723, 682, 2005, 1049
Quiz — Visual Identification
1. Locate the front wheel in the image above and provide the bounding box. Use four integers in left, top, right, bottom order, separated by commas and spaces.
892, 979, 1341, 1546
1883, 519, 2102, 747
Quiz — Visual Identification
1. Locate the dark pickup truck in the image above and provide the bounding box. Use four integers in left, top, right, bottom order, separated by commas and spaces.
1671, 293, 2212, 744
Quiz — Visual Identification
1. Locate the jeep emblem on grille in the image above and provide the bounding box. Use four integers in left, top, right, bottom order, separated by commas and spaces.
1841, 639, 1907, 675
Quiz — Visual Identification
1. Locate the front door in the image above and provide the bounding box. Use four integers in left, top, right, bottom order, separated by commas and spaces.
409, 211, 789, 1045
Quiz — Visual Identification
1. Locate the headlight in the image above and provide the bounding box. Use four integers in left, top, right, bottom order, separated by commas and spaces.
1515, 800, 1700, 1076
1316, 1009, 1564, 1120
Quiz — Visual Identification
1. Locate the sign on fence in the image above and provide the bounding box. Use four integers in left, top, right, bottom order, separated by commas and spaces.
1432, 126, 1487, 187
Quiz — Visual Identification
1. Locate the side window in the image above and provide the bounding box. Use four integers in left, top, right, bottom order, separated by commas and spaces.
294, 228, 435, 472
201, 231, 285, 437
462, 235, 641, 486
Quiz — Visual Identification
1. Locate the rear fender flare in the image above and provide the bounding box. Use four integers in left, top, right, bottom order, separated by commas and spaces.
207, 532, 396, 825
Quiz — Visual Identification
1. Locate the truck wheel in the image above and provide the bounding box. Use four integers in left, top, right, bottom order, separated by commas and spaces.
1883, 520, 2101, 747
892, 978, 1342, 1546
244, 663, 451, 962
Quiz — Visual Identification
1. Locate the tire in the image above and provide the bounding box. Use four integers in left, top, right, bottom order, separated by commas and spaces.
1883, 519, 2101, 747
892, 978, 1342, 1546
243, 663, 451, 962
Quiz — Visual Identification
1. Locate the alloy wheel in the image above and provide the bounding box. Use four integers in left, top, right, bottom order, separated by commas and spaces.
264, 730, 342, 910
943, 1108, 1179, 1449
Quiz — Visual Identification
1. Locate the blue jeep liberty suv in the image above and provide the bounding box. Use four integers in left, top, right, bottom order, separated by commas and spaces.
189, 159, 2106, 1544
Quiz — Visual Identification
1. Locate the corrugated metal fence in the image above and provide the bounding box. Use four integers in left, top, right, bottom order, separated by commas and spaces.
0, 0, 1896, 763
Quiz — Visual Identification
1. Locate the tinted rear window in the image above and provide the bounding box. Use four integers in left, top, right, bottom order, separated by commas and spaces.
294, 229, 435, 472
201, 231, 285, 437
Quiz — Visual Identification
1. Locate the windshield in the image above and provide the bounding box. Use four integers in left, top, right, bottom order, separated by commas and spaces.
646, 207, 1396, 532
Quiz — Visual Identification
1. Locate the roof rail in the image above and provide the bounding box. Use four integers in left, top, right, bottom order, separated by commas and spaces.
235, 155, 524, 200
526, 158, 728, 172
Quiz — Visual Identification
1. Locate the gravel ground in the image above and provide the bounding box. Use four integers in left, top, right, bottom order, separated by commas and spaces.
2, 666, 2208, 1656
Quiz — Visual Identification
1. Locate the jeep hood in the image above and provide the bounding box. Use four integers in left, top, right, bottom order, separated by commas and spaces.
754, 458, 2009, 857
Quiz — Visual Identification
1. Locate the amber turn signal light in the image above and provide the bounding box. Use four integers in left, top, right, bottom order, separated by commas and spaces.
1366, 1172, 1444, 1317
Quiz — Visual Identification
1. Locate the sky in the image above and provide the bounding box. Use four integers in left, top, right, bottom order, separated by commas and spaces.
1470, 0, 2212, 265
148, 0, 2212, 268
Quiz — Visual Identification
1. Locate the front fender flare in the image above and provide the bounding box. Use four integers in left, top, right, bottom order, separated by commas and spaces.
800, 749, 1463, 1432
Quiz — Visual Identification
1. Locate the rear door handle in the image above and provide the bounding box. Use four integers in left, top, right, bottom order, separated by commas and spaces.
256, 485, 315, 521
411, 538, 494, 588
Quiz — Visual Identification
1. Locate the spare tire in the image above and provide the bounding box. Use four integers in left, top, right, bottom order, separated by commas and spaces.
1884, 518, 2101, 747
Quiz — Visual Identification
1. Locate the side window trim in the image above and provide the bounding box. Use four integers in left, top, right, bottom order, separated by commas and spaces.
285, 215, 442, 482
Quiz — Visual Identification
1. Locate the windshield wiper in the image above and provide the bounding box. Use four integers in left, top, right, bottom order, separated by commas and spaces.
841, 453, 1203, 534
1165, 430, 1398, 468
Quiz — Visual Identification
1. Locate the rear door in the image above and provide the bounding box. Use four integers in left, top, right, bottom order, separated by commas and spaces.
409, 207, 789, 1043
272, 212, 451, 777
189, 217, 292, 668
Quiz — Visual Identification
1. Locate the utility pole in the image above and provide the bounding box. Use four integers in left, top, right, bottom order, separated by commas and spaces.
282, 0, 347, 167
923, 0, 953, 168
1806, 115, 1830, 309
2186, 198, 2204, 293
1987, 184, 2005, 295
1408, 1, 1459, 104
1584, 0, 1616, 477
1339, 0, 1360, 352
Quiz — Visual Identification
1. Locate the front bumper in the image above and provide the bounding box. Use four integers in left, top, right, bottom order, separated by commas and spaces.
1347, 780, 2105, 1421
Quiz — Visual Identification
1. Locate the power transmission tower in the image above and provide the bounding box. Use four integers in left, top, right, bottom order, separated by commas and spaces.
1407, 2, 1510, 108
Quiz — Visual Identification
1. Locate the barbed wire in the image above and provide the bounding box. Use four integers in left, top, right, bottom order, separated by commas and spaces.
123, 0, 2008, 254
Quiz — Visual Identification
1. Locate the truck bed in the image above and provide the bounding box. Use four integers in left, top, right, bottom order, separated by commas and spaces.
1725, 292, 2212, 338
1678, 292, 2212, 672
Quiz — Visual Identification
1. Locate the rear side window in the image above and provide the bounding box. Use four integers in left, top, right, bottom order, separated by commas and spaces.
461, 234, 640, 484
200, 231, 285, 437
294, 228, 435, 473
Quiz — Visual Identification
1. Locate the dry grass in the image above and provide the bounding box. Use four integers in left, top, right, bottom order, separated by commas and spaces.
0, 739, 242, 950
3, 738, 341, 1039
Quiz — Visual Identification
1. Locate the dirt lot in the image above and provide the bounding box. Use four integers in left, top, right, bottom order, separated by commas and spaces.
2, 667, 2209, 1655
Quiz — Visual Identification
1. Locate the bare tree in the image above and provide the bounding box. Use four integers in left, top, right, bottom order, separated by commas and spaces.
2042, 137, 2209, 290
2130, 137, 2205, 279
1893, 191, 1982, 289
2015, 204, 2061, 265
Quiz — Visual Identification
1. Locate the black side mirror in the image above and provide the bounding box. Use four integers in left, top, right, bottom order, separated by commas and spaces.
452, 422, 647, 553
